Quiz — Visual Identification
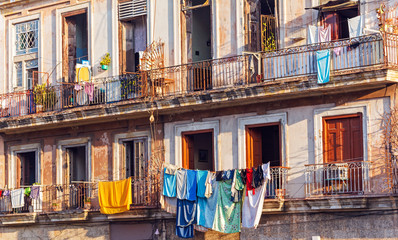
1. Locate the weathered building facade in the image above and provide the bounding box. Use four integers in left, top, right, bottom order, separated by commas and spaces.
1, 0, 398, 239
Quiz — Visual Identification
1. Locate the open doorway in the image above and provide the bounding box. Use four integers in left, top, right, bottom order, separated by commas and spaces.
246, 123, 281, 168
67, 146, 87, 183
66, 145, 87, 209
119, 17, 147, 73
182, 130, 214, 171
62, 10, 88, 83
123, 138, 147, 180
191, 0, 211, 62
17, 151, 36, 186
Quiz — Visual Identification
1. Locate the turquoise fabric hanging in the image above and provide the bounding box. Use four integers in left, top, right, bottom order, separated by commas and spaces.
212, 180, 241, 233
316, 50, 330, 84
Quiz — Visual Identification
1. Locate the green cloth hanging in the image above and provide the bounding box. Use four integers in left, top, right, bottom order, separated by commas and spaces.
212, 179, 241, 233
24, 187, 31, 197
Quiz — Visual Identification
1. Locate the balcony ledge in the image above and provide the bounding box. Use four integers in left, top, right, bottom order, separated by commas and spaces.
263, 195, 398, 214
0, 68, 395, 134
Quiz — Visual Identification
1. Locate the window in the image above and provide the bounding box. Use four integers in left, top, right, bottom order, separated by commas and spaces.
182, 130, 214, 171
15, 20, 39, 55
13, 20, 39, 90
123, 138, 147, 179
323, 114, 363, 163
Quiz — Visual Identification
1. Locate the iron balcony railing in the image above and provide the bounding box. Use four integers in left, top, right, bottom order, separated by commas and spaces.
0, 177, 159, 215
1, 33, 397, 119
266, 166, 289, 199
305, 161, 371, 197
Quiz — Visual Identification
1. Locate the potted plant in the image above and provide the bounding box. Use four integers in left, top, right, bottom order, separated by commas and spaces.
100, 53, 111, 70
84, 197, 91, 210
52, 202, 58, 212
33, 83, 57, 112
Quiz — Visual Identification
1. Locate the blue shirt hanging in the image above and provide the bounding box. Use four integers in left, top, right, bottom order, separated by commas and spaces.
196, 170, 208, 198
316, 50, 330, 84
186, 170, 197, 201
176, 199, 196, 238
163, 168, 177, 197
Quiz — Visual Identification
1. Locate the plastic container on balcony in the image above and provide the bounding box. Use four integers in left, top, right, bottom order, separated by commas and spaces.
101, 64, 108, 70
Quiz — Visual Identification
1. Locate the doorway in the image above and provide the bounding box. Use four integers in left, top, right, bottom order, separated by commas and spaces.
182, 130, 214, 171
66, 145, 87, 209
62, 10, 88, 83
17, 151, 36, 186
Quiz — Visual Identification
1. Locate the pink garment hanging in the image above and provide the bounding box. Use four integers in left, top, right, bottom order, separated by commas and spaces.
85, 83, 94, 101
74, 84, 82, 91
333, 47, 342, 56
318, 25, 331, 42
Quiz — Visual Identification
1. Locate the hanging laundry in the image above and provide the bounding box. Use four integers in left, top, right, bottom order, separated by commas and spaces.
24, 187, 31, 197
231, 170, 244, 203
30, 186, 40, 200
177, 169, 187, 199
240, 169, 247, 185
163, 168, 177, 198
318, 25, 331, 42
215, 171, 223, 181
11, 188, 25, 208
333, 47, 342, 56
98, 177, 132, 214
252, 165, 264, 188
245, 168, 255, 196
198, 180, 219, 228
74, 84, 82, 91
164, 163, 178, 175
84, 82, 94, 101
213, 179, 241, 233
222, 169, 234, 180
196, 170, 208, 198
176, 199, 197, 239
262, 162, 271, 181
3, 190, 10, 196
308, 25, 319, 44
0, 190, 3, 197
205, 172, 215, 198
348, 15, 363, 39
316, 50, 331, 84
241, 177, 269, 229
186, 170, 197, 201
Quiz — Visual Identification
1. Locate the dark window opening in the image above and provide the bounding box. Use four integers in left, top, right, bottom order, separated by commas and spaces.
191, 0, 211, 62
246, 124, 281, 168
67, 146, 87, 183
322, 7, 359, 40
63, 12, 88, 83
260, 0, 275, 16
120, 17, 147, 73
182, 130, 214, 171
124, 138, 147, 179
18, 151, 36, 186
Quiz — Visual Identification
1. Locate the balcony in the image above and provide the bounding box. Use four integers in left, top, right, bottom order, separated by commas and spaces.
266, 166, 289, 199
0, 33, 396, 123
0, 177, 159, 216
305, 161, 371, 197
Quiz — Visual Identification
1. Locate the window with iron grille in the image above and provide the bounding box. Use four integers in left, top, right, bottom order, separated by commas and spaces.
15, 20, 39, 55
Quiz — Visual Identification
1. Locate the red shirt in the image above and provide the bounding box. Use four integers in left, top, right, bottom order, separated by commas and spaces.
245, 168, 255, 196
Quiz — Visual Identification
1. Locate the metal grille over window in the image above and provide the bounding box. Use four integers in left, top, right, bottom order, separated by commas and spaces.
15, 62, 22, 87
15, 20, 39, 55
118, 0, 147, 20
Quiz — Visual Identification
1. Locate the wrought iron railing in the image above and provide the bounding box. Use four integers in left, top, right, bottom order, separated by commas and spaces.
266, 166, 289, 199
1, 33, 397, 119
262, 34, 384, 81
0, 177, 159, 215
305, 161, 371, 197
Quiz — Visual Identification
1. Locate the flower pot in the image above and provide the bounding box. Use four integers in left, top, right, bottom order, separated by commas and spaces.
101, 64, 108, 70
36, 104, 44, 113
84, 202, 91, 210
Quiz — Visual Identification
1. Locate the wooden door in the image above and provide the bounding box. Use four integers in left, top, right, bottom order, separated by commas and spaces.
246, 127, 262, 168
182, 134, 195, 169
